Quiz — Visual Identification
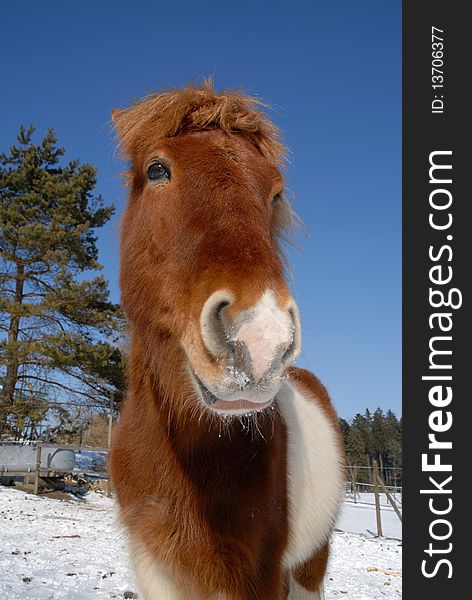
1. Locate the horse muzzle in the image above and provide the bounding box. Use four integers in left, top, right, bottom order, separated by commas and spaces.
189, 288, 301, 415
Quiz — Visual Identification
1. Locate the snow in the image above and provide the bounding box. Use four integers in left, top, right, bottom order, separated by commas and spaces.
1, 486, 402, 598
0, 487, 137, 599
337, 494, 402, 540
325, 533, 402, 599
346, 492, 402, 510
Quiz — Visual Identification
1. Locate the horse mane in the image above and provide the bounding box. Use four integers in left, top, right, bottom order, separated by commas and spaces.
112, 79, 286, 166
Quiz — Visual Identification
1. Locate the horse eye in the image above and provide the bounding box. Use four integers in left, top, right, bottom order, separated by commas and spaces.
272, 192, 282, 206
147, 162, 170, 183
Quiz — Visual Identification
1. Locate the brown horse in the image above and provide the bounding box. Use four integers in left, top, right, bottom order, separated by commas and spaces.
110, 81, 345, 600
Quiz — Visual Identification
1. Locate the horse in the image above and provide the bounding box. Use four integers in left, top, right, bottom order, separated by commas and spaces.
110, 81, 345, 600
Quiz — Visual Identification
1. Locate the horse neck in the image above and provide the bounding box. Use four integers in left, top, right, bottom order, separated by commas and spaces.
126, 328, 282, 471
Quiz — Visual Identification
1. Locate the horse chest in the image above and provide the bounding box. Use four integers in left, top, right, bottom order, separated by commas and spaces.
279, 383, 345, 569
179, 433, 289, 553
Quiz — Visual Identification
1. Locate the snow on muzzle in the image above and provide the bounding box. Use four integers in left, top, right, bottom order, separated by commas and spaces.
199, 289, 301, 405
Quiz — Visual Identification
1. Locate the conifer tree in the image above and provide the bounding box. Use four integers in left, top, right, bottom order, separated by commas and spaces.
384, 409, 402, 481
346, 425, 366, 464
338, 417, 350, 448
371, 408, 388, 459
0, 126, 125, 434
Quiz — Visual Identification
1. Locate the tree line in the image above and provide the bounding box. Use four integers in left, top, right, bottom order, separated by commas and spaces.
339, 408, 402, 487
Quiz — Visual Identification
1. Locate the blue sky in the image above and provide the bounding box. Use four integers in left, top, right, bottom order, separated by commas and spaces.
1, 1, 401, 419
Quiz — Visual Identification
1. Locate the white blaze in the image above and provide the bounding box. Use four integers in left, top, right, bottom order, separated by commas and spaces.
234, 291, 293, 382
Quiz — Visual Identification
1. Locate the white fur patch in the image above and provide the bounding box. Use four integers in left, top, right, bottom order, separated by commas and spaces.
128, 380, 341, 599
279, 381, 344, 569
130, 540, 228, 600
129, 540, 193, 600
234, 290, 294, 381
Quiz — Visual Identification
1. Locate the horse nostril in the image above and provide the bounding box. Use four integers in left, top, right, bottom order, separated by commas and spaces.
280, 340, 294, 365
215, 300, 229, 324
200, 291, 234, 358
282, 305, 301, 366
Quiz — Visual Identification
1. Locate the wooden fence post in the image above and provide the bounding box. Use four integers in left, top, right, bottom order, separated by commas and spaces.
352, 465, 358, 503
372, 459, 383, 537
106, 396, 114, 498
375, 472, 403, 523
33, 443, 42, 495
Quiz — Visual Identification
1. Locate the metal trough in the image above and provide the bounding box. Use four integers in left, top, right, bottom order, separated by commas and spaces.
0, 443, 75, 475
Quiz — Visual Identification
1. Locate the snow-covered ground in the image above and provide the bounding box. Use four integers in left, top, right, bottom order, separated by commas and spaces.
1, 486, 401, 599
337, 494, 402, 540
1, 487, 135, 600
345, 492, 402, 510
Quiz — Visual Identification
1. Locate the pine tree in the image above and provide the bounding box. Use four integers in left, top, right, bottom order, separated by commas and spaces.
338, 417, 350, 448
371, 407, 388, 477
371, 408, 387, 456
0, 125, 125, 435
362, 408, 374, 457
345, 423, 366, 464
384, 409, 402, 483
349, 412, 371, 464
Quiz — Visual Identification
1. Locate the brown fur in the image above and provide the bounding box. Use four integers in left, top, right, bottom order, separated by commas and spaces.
113, 79, 285, 166
293, 543, 330, 593
288, 367, 340, 431
110, 83, 340, 599
112, 363, 289, 598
